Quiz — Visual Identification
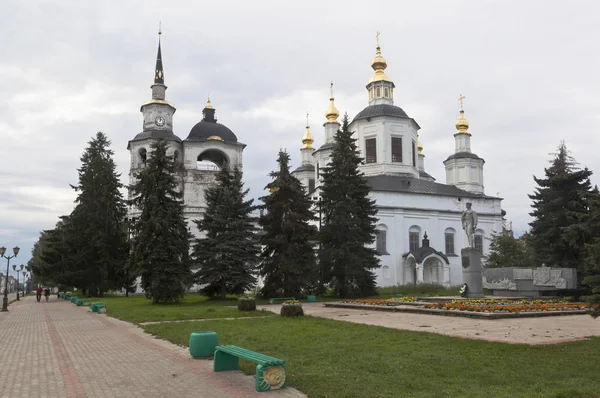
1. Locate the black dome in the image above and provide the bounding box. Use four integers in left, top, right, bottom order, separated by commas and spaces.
131, 129, 182, 143
185, 121, 238, 143
352, 104, 411, 122
185, 106, 238, 143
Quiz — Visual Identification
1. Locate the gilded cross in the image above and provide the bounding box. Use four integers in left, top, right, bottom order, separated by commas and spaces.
306, 111, 309, 126
376, 31, 380, 47
458, 93, 466, 110
158, 21, 162, 36
330, 81, 334, 97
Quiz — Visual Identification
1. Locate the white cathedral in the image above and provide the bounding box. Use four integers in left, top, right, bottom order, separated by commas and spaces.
127, 34, 505, 289
291, 43, 505, 287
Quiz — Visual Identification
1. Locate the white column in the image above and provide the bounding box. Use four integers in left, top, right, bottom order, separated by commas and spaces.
443, 265, 451, 287
416, 264, 424, 284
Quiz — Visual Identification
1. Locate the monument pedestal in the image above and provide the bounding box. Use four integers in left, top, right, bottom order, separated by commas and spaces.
461, 248, 484, 298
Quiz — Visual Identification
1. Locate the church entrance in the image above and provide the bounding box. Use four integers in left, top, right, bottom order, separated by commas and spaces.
423, 257, 443, 284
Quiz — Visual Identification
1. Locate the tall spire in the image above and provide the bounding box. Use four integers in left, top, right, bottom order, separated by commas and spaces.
154, 22, 164, 85
302, 112, 314, 149
455, 93, 470, 135
325, 82, 340, 123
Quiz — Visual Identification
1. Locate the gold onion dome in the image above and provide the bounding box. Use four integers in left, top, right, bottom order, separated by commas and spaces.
455, 109, 470, 134
325, 97, 339, 123
418, 139, 423, 155
205, 96, 214, 109
369, 46, 393, 84
302, 124, 314, 149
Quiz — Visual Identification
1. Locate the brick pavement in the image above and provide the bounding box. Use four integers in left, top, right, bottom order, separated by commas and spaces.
0, 296, 307, 398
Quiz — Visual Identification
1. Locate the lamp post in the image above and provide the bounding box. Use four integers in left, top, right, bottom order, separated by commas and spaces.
22, 271, 28, 296
13, 264, 24, 300
1, 246, 20, 312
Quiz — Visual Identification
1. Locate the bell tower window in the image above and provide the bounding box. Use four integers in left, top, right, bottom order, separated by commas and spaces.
376, 87, 381, 97
384, 87, 389, 97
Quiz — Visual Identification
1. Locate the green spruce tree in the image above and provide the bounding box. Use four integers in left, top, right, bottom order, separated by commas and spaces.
258, 150, 318, 298
528, 142, 593, 269
66, 132, 129, 296
129, 139, 191, 304
565, 187, 600, 317
193, 167, 259, 299
319, 114, 380, 298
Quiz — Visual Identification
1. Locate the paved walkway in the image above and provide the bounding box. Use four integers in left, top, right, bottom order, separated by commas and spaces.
0, 296, 306, 398
259, 303, 600, 345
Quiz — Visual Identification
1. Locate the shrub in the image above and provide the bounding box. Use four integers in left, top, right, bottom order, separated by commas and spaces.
237, 297, 257, 312
280, 300, 304, 317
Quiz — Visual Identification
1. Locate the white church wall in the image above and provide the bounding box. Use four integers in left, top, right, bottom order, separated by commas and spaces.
370, 191, 503, 287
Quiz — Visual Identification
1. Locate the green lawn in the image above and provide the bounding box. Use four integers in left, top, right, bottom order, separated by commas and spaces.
143, 316, 600, 398
89, 295, 274, 324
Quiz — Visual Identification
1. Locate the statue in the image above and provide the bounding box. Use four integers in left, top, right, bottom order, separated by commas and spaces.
461, 202, 478, 248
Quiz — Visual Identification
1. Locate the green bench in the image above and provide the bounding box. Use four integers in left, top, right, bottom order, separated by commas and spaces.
269, 297, 295, 304
214, 345, 286, 392
91, 302, 106, 313
75, 299, 90, 307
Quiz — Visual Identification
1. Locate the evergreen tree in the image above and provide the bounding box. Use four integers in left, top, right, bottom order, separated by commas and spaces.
28, 219, 71, 287
566, 188, 600, 317
319, 114, 380, 298
485, 232, 536, 269
66, 132, 128, 296
193, 167, 259, 298
258, 150, 318, 298
129, 139, 191, 304
528, 142, 593, 269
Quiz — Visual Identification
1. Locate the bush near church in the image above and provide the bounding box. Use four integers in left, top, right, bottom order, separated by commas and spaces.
237, 296, 256, 312
280, 300, 304, 317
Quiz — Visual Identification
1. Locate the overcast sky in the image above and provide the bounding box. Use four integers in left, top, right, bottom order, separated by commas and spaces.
2, 0, 600, 271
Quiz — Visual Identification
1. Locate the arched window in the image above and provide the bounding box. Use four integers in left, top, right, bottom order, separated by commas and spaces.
375, 224, 388, 255
138, 148, 147, 167
173, 150, 180, 163
376, 87, 381, 97
409, 226, 421, 252
197, 149, 228, 171
474, 229, 484, 254
444, 228, 456, 255
384, 87, 389, 97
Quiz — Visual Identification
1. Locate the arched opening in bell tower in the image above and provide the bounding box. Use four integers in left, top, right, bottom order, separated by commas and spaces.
196, 149, 229, 171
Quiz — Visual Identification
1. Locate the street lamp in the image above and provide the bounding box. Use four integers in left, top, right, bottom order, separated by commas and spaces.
1, 246, 20, 312
12, 264, 24, 301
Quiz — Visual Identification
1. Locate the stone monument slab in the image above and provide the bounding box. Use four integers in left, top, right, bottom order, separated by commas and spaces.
461, 248, 483, 298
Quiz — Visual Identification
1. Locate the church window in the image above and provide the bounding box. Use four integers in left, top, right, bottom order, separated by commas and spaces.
173, 150, 180, 163
138, 148, 147, 167
409, 232, 419, 252
412, 141, 416, 167
445, 229, 455, 255
474, 234, 483, 254
365, 138, 377, 163
384, 87, 389, 97
376, 87, 381, 97
376, 229, 387, 255
392, 137, 403, 162
308, 178, 315, 193
316, 162, 320, 178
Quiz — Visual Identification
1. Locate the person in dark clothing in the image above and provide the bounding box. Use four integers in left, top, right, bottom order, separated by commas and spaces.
44, 287, 50, 302
36, 286, 42, 302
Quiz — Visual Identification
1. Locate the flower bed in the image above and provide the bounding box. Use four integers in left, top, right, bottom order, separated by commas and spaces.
341, 297, 418, 306
424, 302, 587, 313
450, 298, 572, 305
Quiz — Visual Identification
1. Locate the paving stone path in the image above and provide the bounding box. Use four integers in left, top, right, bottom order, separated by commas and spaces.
0, 296, 306, 398
259, 302, 600, 345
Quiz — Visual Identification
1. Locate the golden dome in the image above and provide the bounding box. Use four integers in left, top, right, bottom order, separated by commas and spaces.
417, 139, 423, 155
368, 46, 393, 84
302, 124, 314, 149
205, 96, 214, 109
455, 110, 470, 134
325, 97, 339, 123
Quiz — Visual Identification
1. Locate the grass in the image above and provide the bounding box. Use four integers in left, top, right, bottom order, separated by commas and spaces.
143, 316, 600, 398
87, 295, 274, 324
